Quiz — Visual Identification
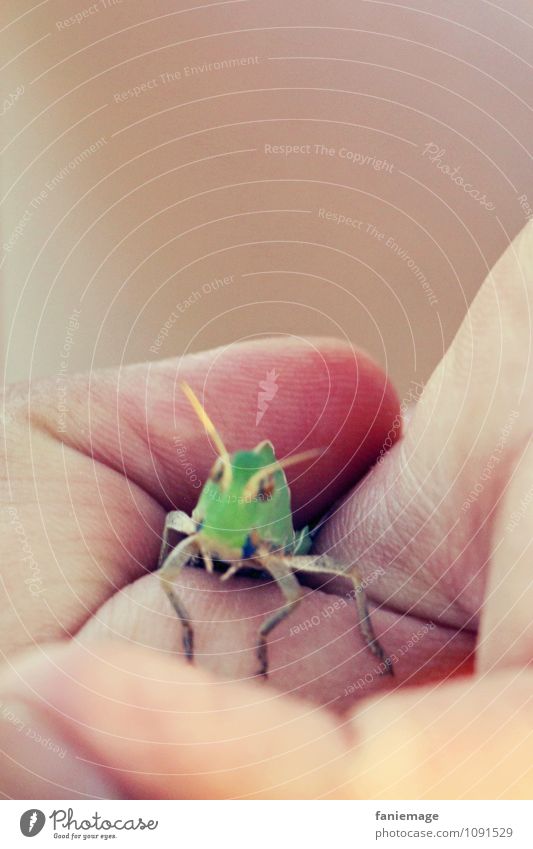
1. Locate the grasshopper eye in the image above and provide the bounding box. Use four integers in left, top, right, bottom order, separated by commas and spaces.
251, 474, 275, 501
210, 457, 231, 490
210, 458, 224, 483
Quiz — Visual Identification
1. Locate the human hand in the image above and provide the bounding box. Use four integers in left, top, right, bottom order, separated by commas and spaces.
0, 333, 399, 797
1, 222, 532, 799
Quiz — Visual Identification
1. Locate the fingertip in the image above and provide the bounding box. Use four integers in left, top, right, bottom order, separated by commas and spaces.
147, 336, 400, 518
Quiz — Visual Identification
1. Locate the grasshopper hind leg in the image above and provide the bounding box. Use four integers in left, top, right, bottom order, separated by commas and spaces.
292, 525, 313, 556
353, 575, 393, 675
290, 554, 393, 676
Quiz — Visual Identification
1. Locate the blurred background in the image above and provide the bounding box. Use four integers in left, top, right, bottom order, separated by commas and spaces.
1, 0, 532, 397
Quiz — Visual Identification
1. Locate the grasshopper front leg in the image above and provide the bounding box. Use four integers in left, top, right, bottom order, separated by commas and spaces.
254, 552, 303, 678
159, 534, 199, 660
157, 509, 197, 569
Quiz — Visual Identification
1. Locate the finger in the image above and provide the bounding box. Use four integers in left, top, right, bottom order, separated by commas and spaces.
0, 641, 346, 800
477, 440, 533, 672
77, 569, 474, 708
1, 338, 399, 656
345, 665, 533, 799
0, 641, 530, 799
23, 336, 400, 517
317, 221, 533, 633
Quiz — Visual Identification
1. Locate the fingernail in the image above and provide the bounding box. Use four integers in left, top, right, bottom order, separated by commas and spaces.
0, 698, 125, 799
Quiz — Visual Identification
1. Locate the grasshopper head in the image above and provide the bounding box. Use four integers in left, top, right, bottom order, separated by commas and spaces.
193, 441, 282, 553
181, 383, 318, 557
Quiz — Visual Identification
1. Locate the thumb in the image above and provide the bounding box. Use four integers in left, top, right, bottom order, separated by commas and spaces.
317, 220, 533, 633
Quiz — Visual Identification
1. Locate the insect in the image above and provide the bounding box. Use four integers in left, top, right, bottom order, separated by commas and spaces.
158, 382, 393, 678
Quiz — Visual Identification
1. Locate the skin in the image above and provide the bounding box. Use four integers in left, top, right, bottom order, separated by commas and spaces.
0, 222, 533, 799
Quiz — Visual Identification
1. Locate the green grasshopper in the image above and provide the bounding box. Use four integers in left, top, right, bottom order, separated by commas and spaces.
158, 383, 393, 678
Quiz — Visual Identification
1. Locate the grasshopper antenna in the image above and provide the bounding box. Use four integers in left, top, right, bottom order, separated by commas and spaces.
243, 448, 322, 499
181, 382, 232, 487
